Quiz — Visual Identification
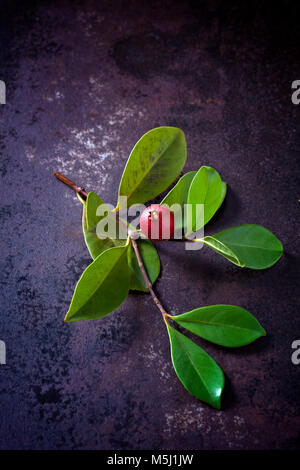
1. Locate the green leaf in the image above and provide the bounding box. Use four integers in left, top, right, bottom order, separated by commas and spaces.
161, 171, 197, 229
161, 171, 197, 207
187, 166, 224, 231
128, 239, 160, 292
82, 192, 129, 259
220, 181, 227, 208
86, 191, 128, 240
86, 191, 106, 231
166, 322, 224, 409
171, 305, 266, 347
201, 235, 244, 267
65, 245, 130, 322
202, 224, 283, 269
82, 204, 121, 260
117, 127, 187, 209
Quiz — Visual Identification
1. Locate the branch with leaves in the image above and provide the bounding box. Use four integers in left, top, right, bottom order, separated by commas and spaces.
54, 126, 283, 409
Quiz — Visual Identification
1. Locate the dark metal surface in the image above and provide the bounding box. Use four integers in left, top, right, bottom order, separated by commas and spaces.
0, 0, 299, 450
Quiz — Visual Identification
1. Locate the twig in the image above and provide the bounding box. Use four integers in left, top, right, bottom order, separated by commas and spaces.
54, 172, 88, 200
130, 237, 169, 318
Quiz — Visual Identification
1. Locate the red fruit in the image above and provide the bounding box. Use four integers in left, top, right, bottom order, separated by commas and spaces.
140, 204, 175, 241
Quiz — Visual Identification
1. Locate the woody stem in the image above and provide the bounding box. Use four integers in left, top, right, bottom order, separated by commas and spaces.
130, 237, 169, 318
54, 172, 88, 200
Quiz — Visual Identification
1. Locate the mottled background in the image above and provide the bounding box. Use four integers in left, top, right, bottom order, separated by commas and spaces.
0, 0, 299, 450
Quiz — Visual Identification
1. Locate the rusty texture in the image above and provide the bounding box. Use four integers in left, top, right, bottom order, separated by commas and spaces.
0, 0, 299, 450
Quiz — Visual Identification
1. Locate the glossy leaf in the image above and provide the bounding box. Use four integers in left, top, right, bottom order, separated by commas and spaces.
65, 245, 129, 322
86, 191, 129, 240
202, 224, 283, 269
161, 171, 197, 229
171, 305, 266, 347
117, 127, 187, 209
161, 171, 197, 207
187, 166, 224, 231
128, 239, 160, 292
201, 235, 243, 267
86, 191, 106, 231
220, 181, 227, 208
82, 204, 121, 260
166, 322, 224, 409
